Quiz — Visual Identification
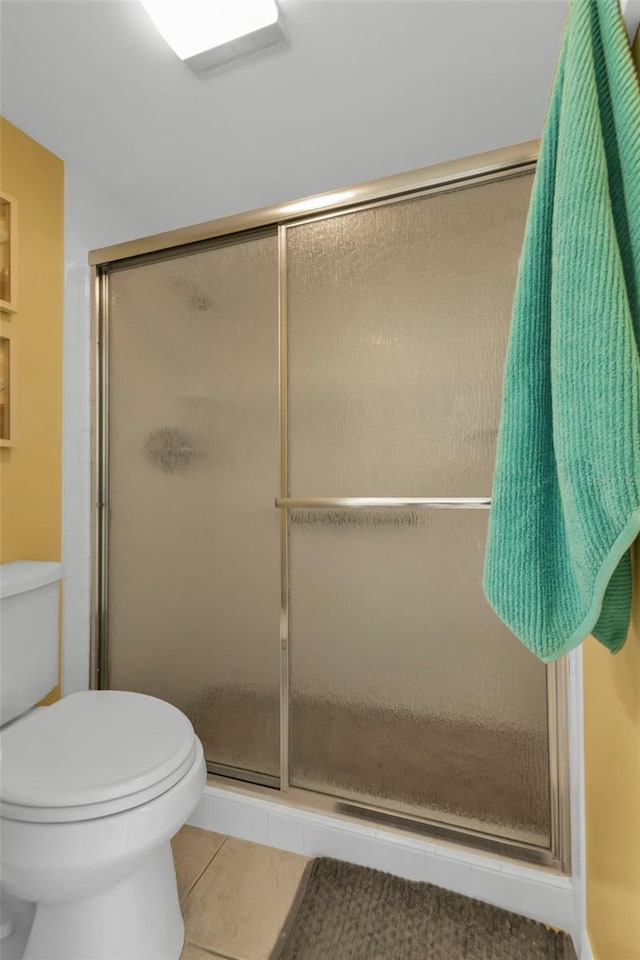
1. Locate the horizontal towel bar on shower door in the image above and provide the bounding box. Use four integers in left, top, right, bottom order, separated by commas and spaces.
275, 497, 491, 509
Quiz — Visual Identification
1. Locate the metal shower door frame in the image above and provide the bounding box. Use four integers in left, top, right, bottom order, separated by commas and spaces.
91, 139, 570, 873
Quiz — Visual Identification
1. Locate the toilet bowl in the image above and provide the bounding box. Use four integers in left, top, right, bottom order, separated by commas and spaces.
0, 690, 206, 960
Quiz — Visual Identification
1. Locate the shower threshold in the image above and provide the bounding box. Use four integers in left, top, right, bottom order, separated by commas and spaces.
203, 769, 563, 872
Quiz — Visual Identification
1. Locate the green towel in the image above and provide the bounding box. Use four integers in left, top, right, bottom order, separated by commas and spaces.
484, 0, 640, 662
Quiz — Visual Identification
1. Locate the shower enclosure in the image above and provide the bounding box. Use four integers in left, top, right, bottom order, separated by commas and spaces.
92, 142, 569, 871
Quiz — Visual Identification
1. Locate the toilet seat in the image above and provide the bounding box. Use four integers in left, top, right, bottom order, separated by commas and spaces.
0, 690, 198, 823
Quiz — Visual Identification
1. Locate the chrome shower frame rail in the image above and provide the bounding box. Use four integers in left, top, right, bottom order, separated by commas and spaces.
91, 139, 571, 874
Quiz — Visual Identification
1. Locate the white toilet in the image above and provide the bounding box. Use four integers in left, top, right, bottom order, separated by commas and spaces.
0, 561, 206, 960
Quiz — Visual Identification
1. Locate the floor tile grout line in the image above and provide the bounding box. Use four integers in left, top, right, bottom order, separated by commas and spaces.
182, 834, 230, 903
210, 835, 230, 860
187, 939, 244, 960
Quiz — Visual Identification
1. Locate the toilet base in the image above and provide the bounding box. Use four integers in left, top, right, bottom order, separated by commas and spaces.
23, 842, 184, 960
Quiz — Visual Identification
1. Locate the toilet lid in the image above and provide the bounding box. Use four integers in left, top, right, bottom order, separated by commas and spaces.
0, 691, 197, 821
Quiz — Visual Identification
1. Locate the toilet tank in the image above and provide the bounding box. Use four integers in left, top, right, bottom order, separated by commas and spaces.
0, 561, 63, 725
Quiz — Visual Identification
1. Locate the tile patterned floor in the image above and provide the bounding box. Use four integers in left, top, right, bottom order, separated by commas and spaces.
173, 825, 309, 960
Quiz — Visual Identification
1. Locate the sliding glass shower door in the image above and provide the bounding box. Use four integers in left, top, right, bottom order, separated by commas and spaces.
284, 174, 550, 846
106, 232, 281, 779
99, 150, 566, 865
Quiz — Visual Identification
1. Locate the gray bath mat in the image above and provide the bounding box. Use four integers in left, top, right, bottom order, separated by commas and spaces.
270, 858, 576, 960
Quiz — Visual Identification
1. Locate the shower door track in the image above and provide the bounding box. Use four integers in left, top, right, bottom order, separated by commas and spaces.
91, 139, 570, 875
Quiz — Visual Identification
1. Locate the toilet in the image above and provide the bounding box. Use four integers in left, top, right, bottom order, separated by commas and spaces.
0, 561, 206, 960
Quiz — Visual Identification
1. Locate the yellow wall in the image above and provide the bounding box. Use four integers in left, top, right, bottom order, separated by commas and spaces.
0, 118, 64, 702
584, 545, 640, 960
583, 32, 640, 960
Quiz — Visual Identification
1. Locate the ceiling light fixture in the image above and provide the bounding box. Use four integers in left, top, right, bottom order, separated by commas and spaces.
140, 0, 284, 72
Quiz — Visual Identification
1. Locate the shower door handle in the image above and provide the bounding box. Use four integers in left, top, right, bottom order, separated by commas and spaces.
275, 497, 491, 509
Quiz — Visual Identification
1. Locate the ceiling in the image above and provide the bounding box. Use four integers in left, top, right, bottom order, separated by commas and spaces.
1, 0, 570, 234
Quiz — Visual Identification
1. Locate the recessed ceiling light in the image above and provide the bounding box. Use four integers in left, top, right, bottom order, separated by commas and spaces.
140, 0, 284, 72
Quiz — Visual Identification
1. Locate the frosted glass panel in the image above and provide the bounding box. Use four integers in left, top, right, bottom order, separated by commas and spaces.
107, 234, 280, 777
286, 172, 533, 497
289, 509, 550, 845
103, 163, 557, 857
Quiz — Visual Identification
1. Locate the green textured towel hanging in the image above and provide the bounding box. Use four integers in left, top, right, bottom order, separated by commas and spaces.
484, 0, 640, 662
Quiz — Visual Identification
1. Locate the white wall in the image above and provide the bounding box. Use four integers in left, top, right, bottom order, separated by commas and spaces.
62, 166, 149, 695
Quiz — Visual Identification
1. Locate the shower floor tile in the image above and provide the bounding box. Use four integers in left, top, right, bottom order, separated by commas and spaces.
176, 826, 309, 960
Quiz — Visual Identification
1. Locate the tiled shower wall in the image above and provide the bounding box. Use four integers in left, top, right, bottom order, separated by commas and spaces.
62, 165, 148, 696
